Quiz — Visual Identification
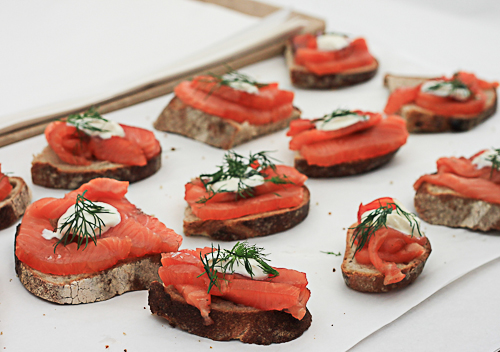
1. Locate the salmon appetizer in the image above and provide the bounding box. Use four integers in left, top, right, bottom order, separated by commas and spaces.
341, 197, 432, 293
286, 33, 378, 89
31, 108, 162, 189
288, 110, 409, 177
154, 70, 301, 149
414, 149, 500, 231
15, 178, 182, 304
183, 151, 310, 241
0, 165, 31, 230
148, 242, 312, 344
384, 71, 498, 132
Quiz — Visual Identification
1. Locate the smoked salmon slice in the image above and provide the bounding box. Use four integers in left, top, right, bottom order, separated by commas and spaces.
159, 247, 310, 321
299, 115, 408, 167
174, 81, 294, 125
0, 165, 12, 202
15, 178, 182, 275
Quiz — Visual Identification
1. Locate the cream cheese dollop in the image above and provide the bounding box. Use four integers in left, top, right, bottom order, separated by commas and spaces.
420, 80, 471, 101
67, 117, 125, 139
472, 149, 497, 169
227, 80, 259, 94
316, 33, 350, 51
208, 167, 265, 193
204, 252, 269, 280
360, 199, 424, 238
42, 202, 121, 241
315, 112, 368, 131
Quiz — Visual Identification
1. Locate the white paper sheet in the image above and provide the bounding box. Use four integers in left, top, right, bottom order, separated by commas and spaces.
1, 0, 500, 351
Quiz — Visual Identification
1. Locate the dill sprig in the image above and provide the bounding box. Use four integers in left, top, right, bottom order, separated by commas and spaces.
315, 109, 366, 124
209, 69, 268, 89
426, 78, 469, 92
67, 107, 109, 133
485, 148, 500, 179
54, 190, 111, 252
197, 151, 293, 204
198, 242, 280, 293
349, 202, 422, 257
321, 251, 341, 256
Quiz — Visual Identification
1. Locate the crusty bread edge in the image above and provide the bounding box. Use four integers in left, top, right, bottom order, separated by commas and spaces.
414, 181, 500, 231
284, 41, 378, 89
294, 149, 400, 178
183, 186, 310, 241
341, 225, 432, 293
148, 282, 312, 345
14, 225, 162, 304
154, 96, 301, 150
31, 146, 162, 189
384, 73, 498, 133
0, 177, 31, 230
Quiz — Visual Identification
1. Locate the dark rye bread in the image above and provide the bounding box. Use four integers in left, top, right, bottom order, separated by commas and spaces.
341, 225, 432, 293
154, 96, 301, 150
384, 74, 498, 132
148, 282, 312, 345
31, 146, 161, 189
0, 177, 31, 230
285, 42, 378, 89
294, 149, 399, 178
14, 225, 162, 304
183, 186, 310, 241
414, 181, 500, 231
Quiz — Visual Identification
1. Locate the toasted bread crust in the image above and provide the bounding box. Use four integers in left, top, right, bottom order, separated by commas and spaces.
294, 150, 399, 178
31, 146, 161, 189
148, 282, 312, 345
154, 96, 301, 149
183, 186, 310, 241
341, 225, 432, 293
0, 177, 31, 230
384, 74, 498, 132
14, 225, 162, 304
414, 181, 500, 231
285, 42, 378, 89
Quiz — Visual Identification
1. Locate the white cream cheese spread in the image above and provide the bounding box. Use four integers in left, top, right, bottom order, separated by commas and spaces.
420, 80, 471, 101
204, 252, 268, 279
316, 33, 350, 51
67, 117, 125, 139
208, 167, 265, 193
472, 149, 497, 169
315, 111, 368, 131
42, 202, 121, 240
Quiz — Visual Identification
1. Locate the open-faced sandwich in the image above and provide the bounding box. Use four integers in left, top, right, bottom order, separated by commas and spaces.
184, 151, 309, 240
287, 110, 409, 177
148, 242, 312, 345
32, 108, 162, 189
15, 178, 182, 304
384, 71, 498, 132
154, 70, 300, 149
414, 148, 500, 231
0, 164, 31, 230
285, 32, 378, 89
341, 197, 431, 293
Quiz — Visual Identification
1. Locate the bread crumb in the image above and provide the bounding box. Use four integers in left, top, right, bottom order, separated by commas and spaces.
202, 156, 205, 160
332, 268, 336, 272
9, 279, 12, 282
105, 346, 109, 349
390, 181, 393, 184
124, 349, 127, 352
171, 147, 176, 151
123, 332, 126, 336
159, 185, 163, 189
43, 314, 45, 316
316, 202, 319, 206
342, 228, 346, 231
144, 307, 146, 309
328, 212, 331, 215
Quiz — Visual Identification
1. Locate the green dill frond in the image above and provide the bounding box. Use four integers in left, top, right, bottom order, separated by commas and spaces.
316, 109, 366, 124
485, 148, 500, 179
66, 107, 110, 133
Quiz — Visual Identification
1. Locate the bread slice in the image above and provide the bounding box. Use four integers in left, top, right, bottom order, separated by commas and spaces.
414, 181, 500, 231
285, 42, 378, 89
148, 282, 312, 345
31, 146, 161, 189
294, 149, 399, 178
183, 186, 310, 241
14, 225, 162, 304
154, 96, 301, 150
341, 225, 432, 293
384, 74, 498, 132
0, 177, 31, 230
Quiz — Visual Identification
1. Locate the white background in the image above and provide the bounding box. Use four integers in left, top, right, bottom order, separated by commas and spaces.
1, 0, 500, 351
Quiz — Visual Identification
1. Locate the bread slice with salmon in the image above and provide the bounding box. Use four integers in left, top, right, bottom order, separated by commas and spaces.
31, 108, 162, 189
341, 198, 431, 293
384, 72, 498, 132
413, 149, 500, 231
287, 111, 409, 178
0, 165, 31, 230
153, 71, 300, 150
285, 33, 378, 89
183, 152, 310, 240
149, 245, 312, 345
15, 178, 182, 304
